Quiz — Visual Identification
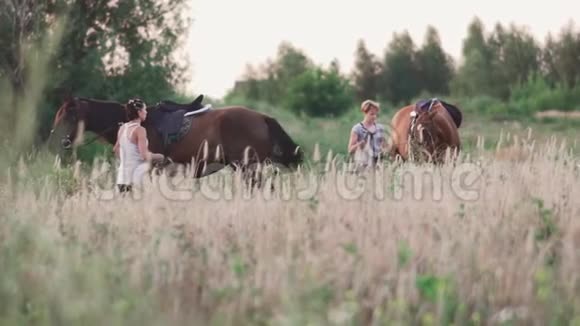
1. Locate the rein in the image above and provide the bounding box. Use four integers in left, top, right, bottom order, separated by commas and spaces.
408, 111, 440, 161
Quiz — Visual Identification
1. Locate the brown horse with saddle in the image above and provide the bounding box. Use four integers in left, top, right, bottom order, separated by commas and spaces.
387, 98, 462, 163
48, 94, 304, 178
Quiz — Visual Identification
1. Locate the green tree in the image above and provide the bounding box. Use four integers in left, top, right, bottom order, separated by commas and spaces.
351, 39, 382, 102
488, 23, 541, 98
541, 34, 560, 85
269, 42, 313, 102
451, 17, 496, 97
541, 22, 580, 87
462, 17, 490, 58
380, 31, 421, 105
285, 66, 354, 117
0, 1, 66, 94
0, 0, 190, 139
416, 26, 455, 95
453, 18, 541, 100
226, 41, 313, 105
274, 42, 312, 80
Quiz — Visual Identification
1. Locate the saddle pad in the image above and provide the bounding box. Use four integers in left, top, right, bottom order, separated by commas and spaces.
165, 115, 194, 145
148, 97, 211, 146
148, 109, 186, 137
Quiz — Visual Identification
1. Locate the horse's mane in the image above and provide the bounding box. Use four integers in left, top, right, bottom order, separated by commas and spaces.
76, 97, 127, 135
438, 100, 462, 128
76, 97, 124, 106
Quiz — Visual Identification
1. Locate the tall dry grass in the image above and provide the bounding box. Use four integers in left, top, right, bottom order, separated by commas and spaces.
4, 7, 580, 326
1, 134, 580, 325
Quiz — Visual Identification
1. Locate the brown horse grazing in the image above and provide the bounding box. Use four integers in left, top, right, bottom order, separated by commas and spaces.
48, 95, 304, 178
387, 98, 462, 163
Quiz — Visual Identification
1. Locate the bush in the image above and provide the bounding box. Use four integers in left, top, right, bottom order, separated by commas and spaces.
509, 75, 580, 115
458, 95, 514, 119
285, 67, 355, 117
447, 75, 580, 120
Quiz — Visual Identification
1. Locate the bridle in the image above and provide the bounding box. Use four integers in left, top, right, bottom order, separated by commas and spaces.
408, 100, 439, 159
52, 123, 121, 151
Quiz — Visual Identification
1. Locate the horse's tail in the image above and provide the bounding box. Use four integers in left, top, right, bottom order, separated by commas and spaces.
263, 116, 304, 168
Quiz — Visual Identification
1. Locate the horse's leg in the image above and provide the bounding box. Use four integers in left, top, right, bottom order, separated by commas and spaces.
217, 113, 269, 190
387, 143, 400, 162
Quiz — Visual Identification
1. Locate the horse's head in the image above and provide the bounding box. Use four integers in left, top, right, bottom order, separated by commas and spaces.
48, 96, 129, 157
409, 103, 440, 157
48, 96, 90, 152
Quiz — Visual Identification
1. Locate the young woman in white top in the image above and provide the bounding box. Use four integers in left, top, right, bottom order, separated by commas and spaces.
113, 98, 164, 193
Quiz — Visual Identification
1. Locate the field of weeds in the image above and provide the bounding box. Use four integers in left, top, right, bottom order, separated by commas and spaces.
1, 134, 580, 325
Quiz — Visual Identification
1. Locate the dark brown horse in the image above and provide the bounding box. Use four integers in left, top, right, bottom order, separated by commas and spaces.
48, 95, 304, 177
387, 98, 462, 163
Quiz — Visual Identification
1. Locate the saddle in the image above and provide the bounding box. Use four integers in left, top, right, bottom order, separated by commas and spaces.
147, 94, 212, 147
413, 98, 463, 128
156, 94, 205, 113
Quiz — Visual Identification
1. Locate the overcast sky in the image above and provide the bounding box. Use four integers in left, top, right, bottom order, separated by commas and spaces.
183, 0, 578, 99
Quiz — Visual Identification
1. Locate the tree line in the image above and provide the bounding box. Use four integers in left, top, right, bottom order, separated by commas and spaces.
1, 3, 579, 150
227, 17, 580, 117
0, 0, 190, 143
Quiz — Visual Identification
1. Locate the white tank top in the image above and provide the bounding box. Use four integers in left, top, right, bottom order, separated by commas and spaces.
116, 121, 149, 185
